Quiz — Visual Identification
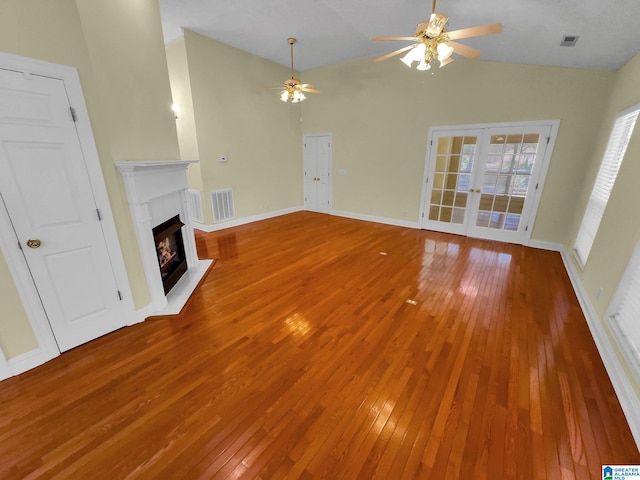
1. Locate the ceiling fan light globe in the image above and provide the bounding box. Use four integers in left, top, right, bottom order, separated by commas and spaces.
401, 43, 426, 67
437, 42, 454, 61
417, 60, 431, 71
400, 52, 415, 67
280, 91, 289, 102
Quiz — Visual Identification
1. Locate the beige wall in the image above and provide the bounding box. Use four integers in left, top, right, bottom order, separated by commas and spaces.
166, 37, 203, 192
300, 56, 615, 243
175, 30, 303, 224
0, 253, 38, 358
0, 0, 180, 358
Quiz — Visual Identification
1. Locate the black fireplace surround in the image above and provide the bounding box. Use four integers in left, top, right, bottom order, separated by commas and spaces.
152, 215, 187, 295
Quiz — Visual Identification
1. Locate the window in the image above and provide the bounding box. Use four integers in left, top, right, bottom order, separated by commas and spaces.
608, 242, 640, 375
574, 104, 640, 265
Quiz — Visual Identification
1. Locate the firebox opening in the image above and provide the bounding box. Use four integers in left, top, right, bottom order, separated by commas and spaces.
152, 215, 187, 295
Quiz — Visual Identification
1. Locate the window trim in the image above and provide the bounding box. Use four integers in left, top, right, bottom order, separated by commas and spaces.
606, 240, 640, 381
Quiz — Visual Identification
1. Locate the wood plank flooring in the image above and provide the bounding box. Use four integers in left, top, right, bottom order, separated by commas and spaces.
1, 211, 638, 479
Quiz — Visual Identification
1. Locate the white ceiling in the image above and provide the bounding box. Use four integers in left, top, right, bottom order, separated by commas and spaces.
159, 0, 640, 72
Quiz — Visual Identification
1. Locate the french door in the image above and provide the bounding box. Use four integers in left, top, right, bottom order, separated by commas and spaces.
420, 124, 555, 244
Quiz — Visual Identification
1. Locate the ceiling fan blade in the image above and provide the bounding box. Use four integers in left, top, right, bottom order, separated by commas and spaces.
447, 23, 502, 40
440, 57, 455, 67
448, 41, 482, 60
375, 44, 416, 63
301, 87, 320, 93
372, 36, 417, 42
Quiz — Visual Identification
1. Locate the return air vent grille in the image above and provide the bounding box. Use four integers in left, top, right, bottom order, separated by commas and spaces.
187, 189, 204, 223
211, 189, 235, 223
560, 35, 579, 47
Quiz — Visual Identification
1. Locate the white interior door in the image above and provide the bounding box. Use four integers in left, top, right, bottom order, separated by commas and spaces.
0, 68, 126, 352
304, 134, 331, 213
421, 123, 554, 244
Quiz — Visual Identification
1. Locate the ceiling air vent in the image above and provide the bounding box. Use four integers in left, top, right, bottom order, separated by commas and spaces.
560, 35, 579, 47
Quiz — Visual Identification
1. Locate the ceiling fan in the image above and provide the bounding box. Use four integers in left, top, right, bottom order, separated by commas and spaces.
278, 38, 319, 103
372, 0, 502, 71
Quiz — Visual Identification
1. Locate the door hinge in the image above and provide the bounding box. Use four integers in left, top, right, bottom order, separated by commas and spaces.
117, 290, 123, 301
535, 183, 539, 190
525, 225, 529, 232
426, 177, 429, 183
69, 106, 78, 123
96, 208, 103, 221
430, 140, 433, 146
546, 136, 550, 144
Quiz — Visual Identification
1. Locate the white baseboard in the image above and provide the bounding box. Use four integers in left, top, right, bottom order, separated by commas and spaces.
560, 247, 640, 448
330, 209, 420, 229
131, 303, 155, 325
194, 207, 304, 232
8, 347, 54, 376
0, 350, 11, 381
527, 239, 563, 252
194, 207, 420, 232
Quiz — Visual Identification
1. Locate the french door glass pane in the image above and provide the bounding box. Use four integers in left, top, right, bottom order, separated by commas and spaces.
475, 133, 541, 231
428, 135, 477, 224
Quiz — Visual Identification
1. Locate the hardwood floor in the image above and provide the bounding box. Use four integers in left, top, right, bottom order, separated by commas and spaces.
1, 211, 638, 479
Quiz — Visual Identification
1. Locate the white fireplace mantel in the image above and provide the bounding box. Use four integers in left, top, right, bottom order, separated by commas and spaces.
116, 160, 211, 317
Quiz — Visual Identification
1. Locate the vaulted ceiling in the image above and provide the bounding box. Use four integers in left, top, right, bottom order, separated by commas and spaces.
159, 0, 640, 72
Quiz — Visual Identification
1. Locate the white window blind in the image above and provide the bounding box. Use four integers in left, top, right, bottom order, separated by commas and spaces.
610, 243, 640, 370
574, 105, 640, 265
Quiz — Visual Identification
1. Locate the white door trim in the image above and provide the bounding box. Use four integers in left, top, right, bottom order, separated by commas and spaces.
0, 52, 136, 374
418, 119, 560, 245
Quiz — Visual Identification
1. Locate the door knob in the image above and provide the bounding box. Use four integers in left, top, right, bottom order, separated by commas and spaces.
26, 239, 41, 248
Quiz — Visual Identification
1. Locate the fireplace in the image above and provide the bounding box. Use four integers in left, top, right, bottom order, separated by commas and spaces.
152, 215, 187, 295
116, 160, 212, 316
